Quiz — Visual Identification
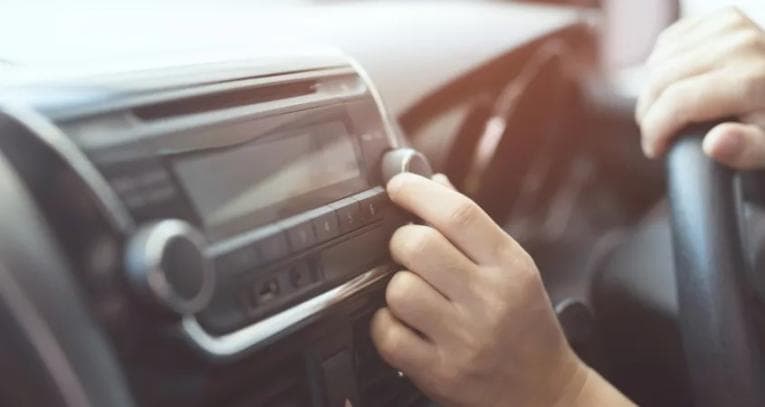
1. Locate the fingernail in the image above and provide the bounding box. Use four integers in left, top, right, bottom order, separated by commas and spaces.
704, 129, 743, 160
432, 173, 448, 183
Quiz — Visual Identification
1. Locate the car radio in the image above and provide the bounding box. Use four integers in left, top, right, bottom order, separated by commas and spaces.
2, 53, 431, 357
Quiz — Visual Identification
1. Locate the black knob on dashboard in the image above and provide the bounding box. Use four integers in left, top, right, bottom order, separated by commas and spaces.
381, 148, 433, 185
124, 219, 214, 317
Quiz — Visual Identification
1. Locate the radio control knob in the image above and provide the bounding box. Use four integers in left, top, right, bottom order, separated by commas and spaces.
124, 219, 214, 317
381, 148, 433, 185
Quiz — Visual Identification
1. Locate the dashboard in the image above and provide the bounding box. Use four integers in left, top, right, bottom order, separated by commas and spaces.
0, 3, 612, 407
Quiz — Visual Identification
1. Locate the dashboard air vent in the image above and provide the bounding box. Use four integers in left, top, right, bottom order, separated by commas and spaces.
132, 79, 317, 120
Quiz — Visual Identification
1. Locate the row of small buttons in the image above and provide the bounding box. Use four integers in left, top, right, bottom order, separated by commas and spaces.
214, 187, 387, 275
244, 259, 321, 312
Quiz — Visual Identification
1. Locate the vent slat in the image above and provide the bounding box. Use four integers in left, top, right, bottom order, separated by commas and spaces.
133, 80, 317, 120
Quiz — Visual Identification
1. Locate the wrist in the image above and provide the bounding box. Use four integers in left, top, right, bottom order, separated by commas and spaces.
556, 363, 634, 407
551, 359, 590, 407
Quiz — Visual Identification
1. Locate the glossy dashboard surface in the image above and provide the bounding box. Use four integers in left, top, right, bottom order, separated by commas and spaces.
0, 2, 589, 117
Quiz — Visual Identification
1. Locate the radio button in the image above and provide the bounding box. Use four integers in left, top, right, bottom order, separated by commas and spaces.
218, 246, 259, 273
289, 261, 316, 289
312, 209, 340, 242
332, 199, 362, 233
258, 230, 289, 263
252, 277, 281, 305
357, 188, 387, 221
321, 226, 388, 283
285, 219, 317, 252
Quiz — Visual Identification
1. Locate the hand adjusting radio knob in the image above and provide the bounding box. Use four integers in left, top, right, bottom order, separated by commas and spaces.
381, 148, 433, 184
124, 219, 214, 317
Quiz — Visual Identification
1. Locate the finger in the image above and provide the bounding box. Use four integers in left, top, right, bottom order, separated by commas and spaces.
640, 70, 762, 158
385, 270, 455, 340
637, 52, 716, 123
432, 173, 455, 190
648, 8, 748, 65
390, 225, 477, 300
387, 173, 515, 265
637, 30, 754, 122
370, 307, 437, 373
651, 13, 707, 52
703, 122, 765, 169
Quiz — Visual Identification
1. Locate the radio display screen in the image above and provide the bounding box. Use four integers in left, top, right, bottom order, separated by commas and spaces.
173, 121, 367, 239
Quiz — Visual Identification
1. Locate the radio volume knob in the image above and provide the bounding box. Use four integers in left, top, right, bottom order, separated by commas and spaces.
381, 148, 433, 185
124, 219, 214, 317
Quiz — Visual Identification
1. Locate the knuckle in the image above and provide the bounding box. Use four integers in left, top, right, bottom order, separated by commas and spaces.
512, 254, 542, 291
517, 250, 539, 277
485, 253, 540, 303
492, 235, 519, 263
447, 199, 480, 229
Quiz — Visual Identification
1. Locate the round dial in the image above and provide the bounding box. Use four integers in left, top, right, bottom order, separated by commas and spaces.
124, 219, 214, 317
381, 148, 433, 184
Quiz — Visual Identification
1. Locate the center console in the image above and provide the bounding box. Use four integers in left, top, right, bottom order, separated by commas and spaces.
0, 53, 433, 406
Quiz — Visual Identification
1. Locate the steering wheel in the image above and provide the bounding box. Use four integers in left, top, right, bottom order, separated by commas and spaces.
666, 123, 765, 406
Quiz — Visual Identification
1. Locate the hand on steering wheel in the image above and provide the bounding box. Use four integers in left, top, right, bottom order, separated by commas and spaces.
641, 8, 765, 407
637, 7, 765, 169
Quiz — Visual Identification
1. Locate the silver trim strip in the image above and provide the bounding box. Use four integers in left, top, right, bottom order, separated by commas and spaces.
0, 104, 135, 232
182, 265, 390, 357
347, 57, 401, 149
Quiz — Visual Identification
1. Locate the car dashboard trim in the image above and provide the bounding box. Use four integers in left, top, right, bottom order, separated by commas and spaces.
182, 265, 390, 358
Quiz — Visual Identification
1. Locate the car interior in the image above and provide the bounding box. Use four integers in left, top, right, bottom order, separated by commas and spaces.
1, 1, 764, 406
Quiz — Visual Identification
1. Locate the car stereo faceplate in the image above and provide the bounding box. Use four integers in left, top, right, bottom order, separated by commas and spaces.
1, 53, 431, 357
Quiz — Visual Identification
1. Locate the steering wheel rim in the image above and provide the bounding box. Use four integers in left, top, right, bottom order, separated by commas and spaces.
666, 123, 765, 406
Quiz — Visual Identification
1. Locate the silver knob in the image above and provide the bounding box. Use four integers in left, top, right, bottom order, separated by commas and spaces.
124, 219, 214, 317
381, 148, 433, 185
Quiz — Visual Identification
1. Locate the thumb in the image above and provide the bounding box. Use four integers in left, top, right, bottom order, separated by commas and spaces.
702, 122, 765, 170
